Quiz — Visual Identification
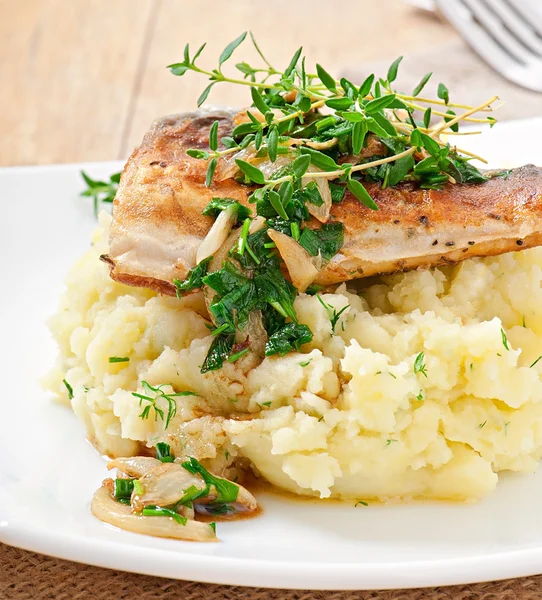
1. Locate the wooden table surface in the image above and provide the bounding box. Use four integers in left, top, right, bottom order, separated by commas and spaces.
1, 0, 457, 166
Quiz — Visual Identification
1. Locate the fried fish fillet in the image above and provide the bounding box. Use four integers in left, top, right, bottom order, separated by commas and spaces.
106, 110, 542, 295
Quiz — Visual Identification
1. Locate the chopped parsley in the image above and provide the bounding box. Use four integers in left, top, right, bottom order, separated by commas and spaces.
299, 358, 313, 367
355, 500, 368, 507
173, 256, 212, 297
530, 355, 542, 368
202, 197, 252, 222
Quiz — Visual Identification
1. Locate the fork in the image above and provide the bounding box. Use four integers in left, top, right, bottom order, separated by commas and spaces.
434, 0, 542, 92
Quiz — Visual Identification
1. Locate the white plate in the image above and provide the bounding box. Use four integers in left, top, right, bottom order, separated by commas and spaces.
2, 118, 542, 590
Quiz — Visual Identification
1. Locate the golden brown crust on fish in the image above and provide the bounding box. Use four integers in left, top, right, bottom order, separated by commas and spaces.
106, 110, 542, 295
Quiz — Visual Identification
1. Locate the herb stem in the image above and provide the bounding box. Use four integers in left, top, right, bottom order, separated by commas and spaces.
397, 93, 494, 111
430, 96, 499, 137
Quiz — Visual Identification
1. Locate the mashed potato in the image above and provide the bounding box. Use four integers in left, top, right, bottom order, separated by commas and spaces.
44, 214, 542, 501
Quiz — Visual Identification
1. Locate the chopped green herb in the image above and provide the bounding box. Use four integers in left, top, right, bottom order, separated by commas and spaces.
266, 323, 313, 356
530, 355, 542, 368
173, 256, 212, 296
133, 480, 144, 495
260, 401, 272, 408
114, 478, 135, 502
133, 381, 197, 429
80, 170, 121, 216
209, 522, 217, 533
155, 442, 174, 463
181, 457, 239, 504
479, 421, 487, 429
415, 392, 424, 401
228, 347, 250, 363
202, 197, 252, 222
501, 328, 510, 351
386, 439, 398, 446
414, 352, 428, 377
355, 500, 368, 507
299, 223, 344, 262
109, 356, 129, 363
316, 295, 349, 333
299, 359, 312, 367
63, 379, 74, 400
142, 506, 187, 526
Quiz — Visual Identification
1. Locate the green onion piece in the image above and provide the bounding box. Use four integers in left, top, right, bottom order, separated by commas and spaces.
114, 478, 135, 501
228, 347, 250, 363
141, 506, 187, 526
156, 442, 175, 463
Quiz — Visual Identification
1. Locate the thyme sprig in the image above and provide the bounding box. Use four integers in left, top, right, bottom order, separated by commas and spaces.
169, 32, 497, 206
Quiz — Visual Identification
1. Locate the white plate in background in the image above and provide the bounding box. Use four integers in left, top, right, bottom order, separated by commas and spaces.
2, 119, 542, 590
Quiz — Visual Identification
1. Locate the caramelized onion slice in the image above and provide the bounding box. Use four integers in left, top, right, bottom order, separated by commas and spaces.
197, 204, 238, 264
131, 463, 208, 512
107, 457, 162, 478
91, 486, 218, 542
267, 229, 319, 292
302, 168, 332, 223
131, 461, 258, 514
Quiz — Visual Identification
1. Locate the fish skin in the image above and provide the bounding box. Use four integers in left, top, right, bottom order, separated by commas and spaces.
106, 110, 542, 295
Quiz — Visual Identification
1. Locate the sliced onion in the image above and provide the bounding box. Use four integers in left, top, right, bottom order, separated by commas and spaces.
131, 463, 208, 512
131, 461, 258, 513
302, 167, 332, 223
235, 309, 267, 358
267, 229, 319, 292
215, 146, 257, 182
91, 486, 218, 542
197, 204, 238, 264
107, 457, 162, 478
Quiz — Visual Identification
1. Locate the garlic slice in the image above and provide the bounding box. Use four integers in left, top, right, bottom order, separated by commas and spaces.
197, 204, 238, 264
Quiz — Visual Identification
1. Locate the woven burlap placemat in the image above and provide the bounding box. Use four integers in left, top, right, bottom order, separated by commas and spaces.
4, 40, 542, 599
2, 542, 542, 600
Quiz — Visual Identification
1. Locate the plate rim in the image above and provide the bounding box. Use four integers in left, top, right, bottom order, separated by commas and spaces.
3, 126, 542, 590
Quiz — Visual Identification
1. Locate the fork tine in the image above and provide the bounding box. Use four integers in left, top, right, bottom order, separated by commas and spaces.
504, 0, 542, 38
489, 0, 542, 57
436, 0, 542, 92
462, 0, 537, 65
436, 0, 525, 79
